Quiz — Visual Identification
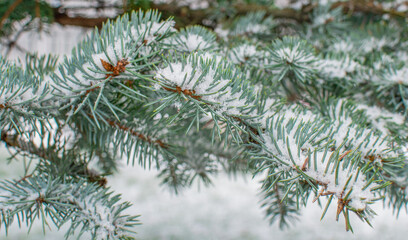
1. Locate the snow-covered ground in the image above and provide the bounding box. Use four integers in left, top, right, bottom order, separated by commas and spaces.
1, 23, 408, 240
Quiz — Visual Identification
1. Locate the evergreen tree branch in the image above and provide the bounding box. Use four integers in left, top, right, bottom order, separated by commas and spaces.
0, 175, 139, 239
105, 117, 168, 148
261, 181, 301, 229
86, 112, 169, 149
1, 128, 107, 187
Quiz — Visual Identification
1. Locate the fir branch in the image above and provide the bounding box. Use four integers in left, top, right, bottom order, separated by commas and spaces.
0, 129, 108, 187
85, 112, 168, 149
0, 175, 139, 239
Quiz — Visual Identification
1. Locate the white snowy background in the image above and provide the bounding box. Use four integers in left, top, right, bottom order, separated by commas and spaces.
1, 24, 408, 240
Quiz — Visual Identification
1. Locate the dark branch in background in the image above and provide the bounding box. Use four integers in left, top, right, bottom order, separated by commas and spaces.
0, 0, 405, 57
0, 0, 24, 29
53, 10, 110, 28
50, 3, 303, 29
47, 1, 407, 29
331, 1, 407, 18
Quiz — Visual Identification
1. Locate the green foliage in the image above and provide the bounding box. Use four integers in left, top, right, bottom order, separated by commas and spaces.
0, 174, 139, 239
1, 0, 408, 239
267, 36, 317, 82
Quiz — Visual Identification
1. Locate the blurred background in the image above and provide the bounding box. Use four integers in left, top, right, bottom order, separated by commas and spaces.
2, 0, 408, 239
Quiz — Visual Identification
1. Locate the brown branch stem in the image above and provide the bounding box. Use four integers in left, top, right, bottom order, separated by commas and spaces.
86, 113, 168, 148
0, 0, 24, 29
105, 118, 168, 148
162, 86, 202, 100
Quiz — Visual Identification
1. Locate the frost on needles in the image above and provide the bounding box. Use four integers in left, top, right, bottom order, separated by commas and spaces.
1, 1, 408, 239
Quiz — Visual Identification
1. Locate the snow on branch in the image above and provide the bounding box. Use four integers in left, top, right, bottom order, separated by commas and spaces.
154, 53, 256, 117
0, 175, 139, 239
